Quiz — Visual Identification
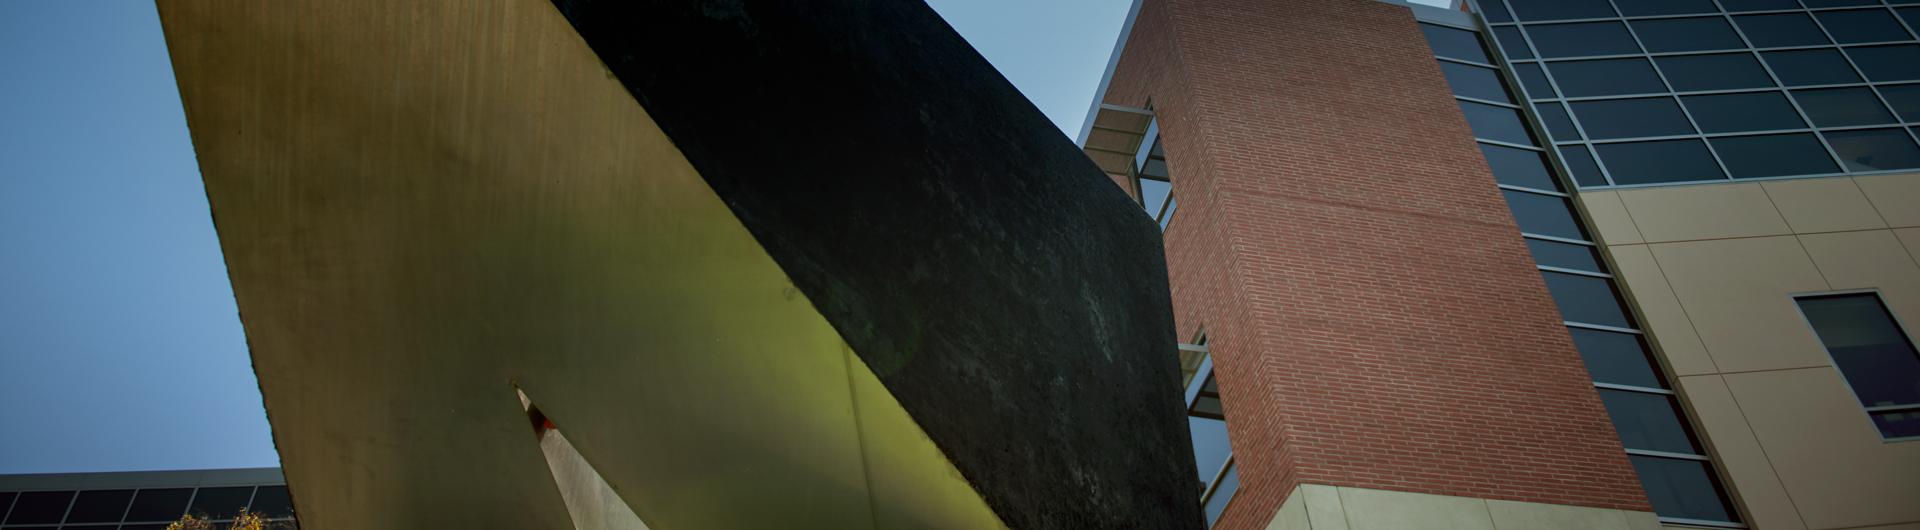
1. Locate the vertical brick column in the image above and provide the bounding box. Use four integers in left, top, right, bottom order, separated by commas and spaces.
1101, 1, 1650, 527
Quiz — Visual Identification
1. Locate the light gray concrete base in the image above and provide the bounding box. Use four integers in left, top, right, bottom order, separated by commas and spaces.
1264, 484, 1664, 530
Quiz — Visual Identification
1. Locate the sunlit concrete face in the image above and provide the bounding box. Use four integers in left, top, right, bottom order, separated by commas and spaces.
158, 0, 1191, 528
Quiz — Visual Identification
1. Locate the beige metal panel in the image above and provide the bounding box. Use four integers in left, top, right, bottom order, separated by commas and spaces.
1265, 485, 1311, 530
1674, 375, 1808, 530
1854, 173, 1920, 228
1607, 244, 1718, 376
1761, 178, 1888, 234
1799, 230, 1920, 302
1617, 184, 1791, 243
846, 347, 1008, 530
1648, 237, 1832, 373
1342, 487, 1494, 530
1899, 228, 1920, 266
1578, 191, 1645, 245
1486, 500, 1637, 530
156, 0, 1000, 528
1723, 368, 1920, 529
1302, 484, 1352, 530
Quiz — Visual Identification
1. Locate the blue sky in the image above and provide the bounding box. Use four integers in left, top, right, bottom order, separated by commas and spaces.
0, 0, 1132, 474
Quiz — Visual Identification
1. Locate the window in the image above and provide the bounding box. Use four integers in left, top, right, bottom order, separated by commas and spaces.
1722, 0, 1802, 11
1845, 45, 1920, 82
1613, 0, 1715, 16
1824, 128, 1920, 171
1508, 0, 1616, 21
1502, 190, 1588, 240
1460, 101, 1536, 146
1134, 125, 1177, 231
248, 486, 294, 518
1481, 143, 1560, 191
1493, 26, 1533, 60
65, 489, 134, 523
1549, 58, 1666, 98
1594, 140, 1727, 185
1655, 54, 1775, 92
1814, 9, 1913, 44
1441, 62, 1514, 103
1423, 24, 1491, 63
1880, 83, 1920, 122
1600, 389, 1705, 454
1682, 92, 1807, 134
5, 491, 74, 524
1535, 103, 1580, 140
1569, 98, 1694, 139
1711, 134, 1842, 178
1183, 342, 1238, 527
1558, 146, 1607, 187
1201, 462, 1239, 528
1630, 18, 1744, 53
1570, 328, 1664, 389
1542, 271, 1632, 328
187, 486, 254, 520
1794, 88, 1897, 127
1797, 293, 1920, 439
1762, 49, 1864, 86
1734, 13, 1832, 48
1630, 456, 1740, 523
1513, 63, 1557, 98
1526, 238, 1605, 272
1527, 22, 1641, 58
124, 488, 193, 522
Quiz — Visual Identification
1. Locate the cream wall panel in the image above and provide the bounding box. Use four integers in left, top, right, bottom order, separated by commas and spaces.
1854, 173, 1920, 228
1342, 487, 1493, 530
1618, 184, 1790, 243
1265, 485, 1311, 530
1607, 244, 1718, 375
1486, 500, 1635, 530
1648, 237, 1832, 373
1723, 368, 1920, 529
1580, 190, 1645, 245
1761, 178, 1887, 234
1674, 375, 1807, 530
1899, 228, 1920, 265
1302, 484, 1352, 530
1798, 231, 1920, 333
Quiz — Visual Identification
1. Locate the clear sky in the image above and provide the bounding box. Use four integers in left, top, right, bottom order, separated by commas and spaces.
0, 0, 1132, 474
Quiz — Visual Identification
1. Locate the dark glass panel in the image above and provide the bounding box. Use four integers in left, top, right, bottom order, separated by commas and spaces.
1805, 0, 1887, 6
1441, 62, 1514, 103
1845, 45, 1920, 81
1762, 48, 1865, 86
1682, 92, 1807, 133
1493, 26, 1533, 60
1903, 7, 1920, 29
1826, 128, 1920, 170
1481, 0, 1515, 23
1570, 98, 1695, 139
1526, 238, 1604, 272
1423, 24, 1492, 63
1614, 0, 1718, 16
1601, 390, 1704, 454
1735, 13, 1834, 48
1795, 87, 1897, 126
1712, 134, 1842, 178
1631, 18, 1745, 53
1202, 464, 1240, 528
1798, 294, 1920, 406
1536, 102, 1580, 139
1815, 9, 1913, 44
6, 491, 73, 524
123, 489, 191, 522
1570, 328, 1665, 389
1460, 101, 1537, 145
120, 525, 174, 530
1871, 410, 1920, 438
1721, 0, 1804, 10
1880, 83, 1920, 121
1630, 456, 1740, 523
1139, 178, 1171, 219
1188, 416, 1231, 489
1482, 143, 1562, 191
1549, 58, 1666, 97
1559, 145, 1608, 187
247, 486, 293, 518
1542, 271, 1632, 328
1528, 22, 1642, 58
1596, 139, 1727, 184
186, 487, 253, 519
1514, 62, 1558, 98
66, 490, 134, 523
1502, 190, 1588, 240
0, 492, 13, 520
1508, 0, 1616, 21
1656, 54, 1776, 92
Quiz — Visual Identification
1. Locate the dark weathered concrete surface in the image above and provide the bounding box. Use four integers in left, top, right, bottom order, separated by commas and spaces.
550, 1, 1197, 527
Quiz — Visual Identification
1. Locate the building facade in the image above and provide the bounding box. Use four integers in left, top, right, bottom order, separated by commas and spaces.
1080, 0, 1920, 529
0, 468, 294, 529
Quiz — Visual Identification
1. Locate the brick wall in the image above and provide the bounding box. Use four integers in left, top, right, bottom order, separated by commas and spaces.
1101, 1, 1651, 527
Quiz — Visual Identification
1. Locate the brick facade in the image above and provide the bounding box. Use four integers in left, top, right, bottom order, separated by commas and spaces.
1101, 1, 1652, 527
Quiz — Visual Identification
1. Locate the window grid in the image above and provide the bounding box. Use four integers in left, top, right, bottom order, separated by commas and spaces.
1428, 14, 1745, 526
1793, 291, 1920, 440
0, 485, 294, 528
1486, 0, 1920, 188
